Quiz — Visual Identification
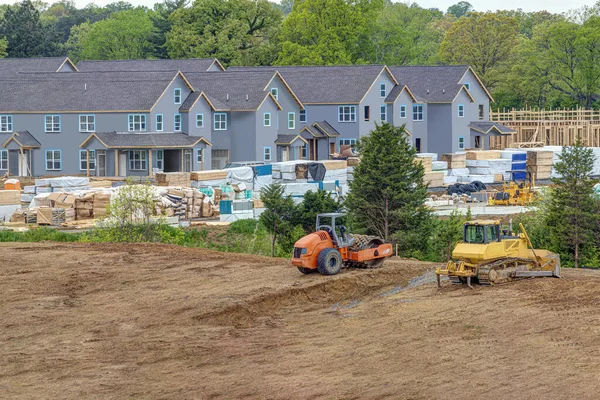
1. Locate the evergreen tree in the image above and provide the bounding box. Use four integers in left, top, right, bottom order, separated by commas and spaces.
259, 183, 296, 256
293, 189, 339, 233
346, 123, 432, 255
546, 142, 599, 268
1, 0, 47, 57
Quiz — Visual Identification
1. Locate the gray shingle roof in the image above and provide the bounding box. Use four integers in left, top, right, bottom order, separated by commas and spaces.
468, 122, 515, 134
0, 71, 182, 112
83, 132, 209, 148
274, 134, 306, 145
179, 90, 230, 112
228, 65, 390, 104
0, 57, 74, 76
300, 125, 325, 138
183, 71, 279, 111
387, 65, 469, 103
2, 131, 41, 148
312, 121, 340, 137
76, 58, 222, 73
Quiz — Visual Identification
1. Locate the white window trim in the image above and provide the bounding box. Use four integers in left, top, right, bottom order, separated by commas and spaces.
174, 88, 182, 104
214, 113, 227, 130
458, 104, 465, 118
400, 105, 407, 119
270, 88, 278, 100
380, 105, 386, 122
458, 136, 465, 150
196, 148, 203, 164
264, 112, 271, 127
288, 112, 295, 129
0, 149, 8, 170
156, 149, 164, 170
338, 105, 356, 123
0, 115, 13, 132
299, 109, 307, 123
128, 114, 147, 132
44, 115, 61, 132
413, 104, 424, 122
301, 143, 308, 159
79, 114, 95, 132
380, 82, 386, 98
464, 83, 470, 90
264, 146, 271, 161
196, 113, 204, 128
45, 149, 62, 171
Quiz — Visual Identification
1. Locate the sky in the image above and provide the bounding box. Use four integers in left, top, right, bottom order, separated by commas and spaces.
0, 0, 595, 14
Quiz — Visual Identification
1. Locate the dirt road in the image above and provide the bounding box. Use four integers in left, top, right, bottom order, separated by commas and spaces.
1, 243, 599, 399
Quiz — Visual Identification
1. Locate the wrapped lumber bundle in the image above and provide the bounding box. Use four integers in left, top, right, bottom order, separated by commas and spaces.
93, 193, 111, 218
9, 209, 26, 223
190, 170, 228, 188
75, 194, 94, 220
155, 172, 191, 187
466, 150, 501, 160
0, 190, 21, 206
423, 172, 444, 187
441, 153, 467, 169
415, 156, 432, 173
347, 157, 360, 167
526, 150, 553, 179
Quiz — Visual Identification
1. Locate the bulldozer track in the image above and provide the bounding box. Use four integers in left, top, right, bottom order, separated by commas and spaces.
478, 257, 539, 285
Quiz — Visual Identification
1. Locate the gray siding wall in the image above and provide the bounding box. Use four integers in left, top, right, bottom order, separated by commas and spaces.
150, 75, 191, 133
358, 70, 395, 136
452, 90, 478, 151
459, 69, 490, 121
229, 111, 255, 162
207, 61, 223, 72
267, 75, 301, 135
391, 90, 415, 144
210, 110, 231, 153
410, 103, 428, 152
304, 104, 359, 151
427, 104, 452, 156
186, 97, 213, 169
255, 99, 279, 163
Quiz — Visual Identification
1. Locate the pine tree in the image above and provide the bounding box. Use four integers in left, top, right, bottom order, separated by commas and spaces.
259, 183, 296, 257
0, 0, 46, 57
546, 141, 599, 268
345, 123, 432, 255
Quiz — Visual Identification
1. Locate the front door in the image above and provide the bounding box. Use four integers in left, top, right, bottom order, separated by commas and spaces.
119, 152, 127, 177
184, 149, 192, 172
475, 136, 481, 149
415, 138, 422, 153
18, 151, 28, 176
97, 151, 106, 177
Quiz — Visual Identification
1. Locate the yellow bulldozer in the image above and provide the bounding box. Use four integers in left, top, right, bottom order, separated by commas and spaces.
436, 220, 560, 288
488, 171, 536, 206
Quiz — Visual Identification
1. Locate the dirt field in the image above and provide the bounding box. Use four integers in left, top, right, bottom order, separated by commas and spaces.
2, 242, 600, 399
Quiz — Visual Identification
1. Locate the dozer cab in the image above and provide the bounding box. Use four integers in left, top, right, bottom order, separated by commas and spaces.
436, 220, 560, 288
292, 213, 393, 275
489, 171, 536, 206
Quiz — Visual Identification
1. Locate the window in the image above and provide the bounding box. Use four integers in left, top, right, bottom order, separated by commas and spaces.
299, 109, 306, 123
270, 88, 278, 100
214, 113, 227, 130
45, 115, 60, 132
0, 149, 7, 170
338, 105, 356, 122
129, 150, 147, 171
196, 113, 204, 128
288, 112, 295, 129
475, 136, 481, 148
79, 149, 96, 170
464, 83, 470, 90
196, 149, 203, 164
264, 146, 271, 161
174, 88, 182, 104
415, 138, 421, 153
479, 105, 484, 120
413, 104, 424, 121
263, 112, 271, 127
458, 104, 465, 118
364, 106, 370, 121
400, 105, 407, 118
45, 149, 61, 170
458, 136, 465, 150
128, 114, 146, 131
380, 105, 386, 122
0, 115, 13, 132
302, 143, 308, 159
339, 138, 357, 150
156, 150, 164, 170
156, 114, 163, 131
174, 113, 181, 131
79, 114, 95, 132
380, 82, 386, 97
465, 225, 484, 244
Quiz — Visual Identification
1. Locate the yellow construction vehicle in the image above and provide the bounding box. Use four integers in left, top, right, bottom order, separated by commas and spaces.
436, 220, 560, 288
488, 171, 535, 206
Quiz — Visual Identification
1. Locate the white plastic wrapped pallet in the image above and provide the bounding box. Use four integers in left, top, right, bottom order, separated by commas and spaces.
431, 161, 448, 170
459, 175, 495, 184
284, 182, 320, 196
416, 153, 438, 161
448, 168, 470, 176
443, 176, 458, 185
48, 177, 91, 188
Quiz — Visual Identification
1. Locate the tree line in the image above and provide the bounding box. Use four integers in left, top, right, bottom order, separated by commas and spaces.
4, 0, 600, 109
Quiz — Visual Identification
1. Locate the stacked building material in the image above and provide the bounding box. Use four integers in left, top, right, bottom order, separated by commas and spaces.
155, 172, 191, 187
424, 172, 444, 187
93, 193, 111, 218
527, 150, 553, 180
441, 153, 466, 169
500, 150, 527, 180
0, 190, 20, 206
415, 155, 432, 173
75, 194, 94, 220
466, 150, 501, 160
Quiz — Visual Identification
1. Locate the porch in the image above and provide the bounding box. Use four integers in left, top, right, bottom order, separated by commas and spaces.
299, 121, 340, 161
468, 122, 516, 150
0, 131, 40, 177
80, 132, 211, 177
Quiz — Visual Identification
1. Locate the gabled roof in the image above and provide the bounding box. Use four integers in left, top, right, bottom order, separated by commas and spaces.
229, 65, 395, 104
312, 121, 340, 137
300, 125, 325, 138
274, 134, 308, 145
76, 58, 224, 73
0, 57, 77, 76
183, 71, 283, 111
389, 65, 474, 103
468, 122, 515, 135
0, 71, 186, 112
385, 84, 418, 104
80, 132, 211, 149
1, 131, 40, 148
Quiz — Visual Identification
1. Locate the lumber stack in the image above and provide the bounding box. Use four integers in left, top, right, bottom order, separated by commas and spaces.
527, 150, 553, 180
441, 153, 466, 169
155, 172, 191, 187
93, 193, 111, 218
75, 194, 94, 220
466, 150, 501, 160
415, 156, 433, 173
0, 190, 21, 206
424, 172, 444, 187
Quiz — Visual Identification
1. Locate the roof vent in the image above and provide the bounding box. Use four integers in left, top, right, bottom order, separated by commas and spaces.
442, 88, 445, 94
84, 83, 87, 91
427, 89, 430, 94
246, 94, 249, 101
226, 93, 229, 101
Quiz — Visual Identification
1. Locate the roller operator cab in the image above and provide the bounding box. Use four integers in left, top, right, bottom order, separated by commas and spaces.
436, 220, 561, 288
292, 213, 393, 275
